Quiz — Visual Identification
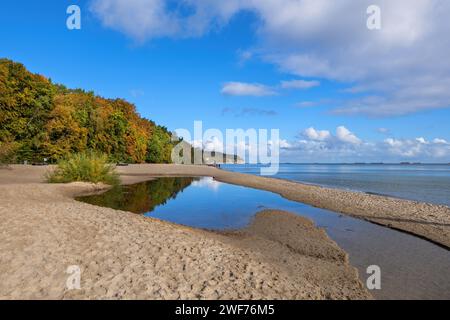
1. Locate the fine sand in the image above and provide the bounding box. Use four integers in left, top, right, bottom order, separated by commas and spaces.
0, 165, 370, 299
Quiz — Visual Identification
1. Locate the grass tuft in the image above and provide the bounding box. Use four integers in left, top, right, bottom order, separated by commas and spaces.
46, 152, 119, 185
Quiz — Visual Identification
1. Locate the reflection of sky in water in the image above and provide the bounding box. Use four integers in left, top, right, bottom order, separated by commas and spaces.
190, 177, 221, 191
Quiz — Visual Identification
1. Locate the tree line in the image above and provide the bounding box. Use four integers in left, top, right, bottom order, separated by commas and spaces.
0, 59, 176, 164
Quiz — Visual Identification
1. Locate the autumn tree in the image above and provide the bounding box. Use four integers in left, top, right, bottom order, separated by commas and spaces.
0, 59, 175, 164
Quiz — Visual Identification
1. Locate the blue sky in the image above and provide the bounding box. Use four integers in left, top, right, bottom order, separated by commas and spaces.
1, 0, 450, 162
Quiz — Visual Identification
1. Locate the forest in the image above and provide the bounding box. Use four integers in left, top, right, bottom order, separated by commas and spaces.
0, 59, 176, 164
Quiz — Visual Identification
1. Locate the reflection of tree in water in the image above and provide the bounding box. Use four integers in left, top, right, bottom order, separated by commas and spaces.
78, 177, 196, 214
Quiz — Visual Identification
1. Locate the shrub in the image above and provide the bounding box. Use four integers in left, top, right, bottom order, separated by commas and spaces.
0, 141, 18, 167
46, 152, 119, 185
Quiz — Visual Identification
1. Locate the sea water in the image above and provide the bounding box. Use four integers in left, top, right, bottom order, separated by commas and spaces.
222, 163, 450, 207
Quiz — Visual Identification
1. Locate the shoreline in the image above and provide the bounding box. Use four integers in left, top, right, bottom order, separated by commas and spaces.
0, 165, 370, 299
115, 164, 450, 249
212, 171, 450, 250
2, 164, 449, 249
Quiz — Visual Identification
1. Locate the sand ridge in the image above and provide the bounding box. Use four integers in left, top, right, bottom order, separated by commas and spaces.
211, 168, 450, 249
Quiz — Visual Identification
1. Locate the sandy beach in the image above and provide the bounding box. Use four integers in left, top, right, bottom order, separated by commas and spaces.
0, 164, 373, 299
1, 164, 449, 299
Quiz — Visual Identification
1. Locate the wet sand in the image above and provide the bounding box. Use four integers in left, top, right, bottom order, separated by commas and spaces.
0, 165, 370, 299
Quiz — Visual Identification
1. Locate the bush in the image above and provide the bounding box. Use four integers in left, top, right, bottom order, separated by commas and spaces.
0, 141, 18, 167
46, 152, 119, 185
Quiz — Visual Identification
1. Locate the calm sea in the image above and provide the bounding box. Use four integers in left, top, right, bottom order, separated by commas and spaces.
221, 164, 450, 207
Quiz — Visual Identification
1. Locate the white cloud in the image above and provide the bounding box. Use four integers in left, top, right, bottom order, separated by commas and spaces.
416, 137, 427, 144
221, 78, 320, 97
254, 0, 450, 116
221, 82, 276, 97
383, 136, 450, 158
336, 126, 361, 145
295, 99, 334, 108
383, 137, 431, 158
384, 138, 402, 148
91, 0, 450, 116
302, 126, 360, 145
90, 0, 244, 41
280, 79, 320, 90
269, 139, 291, 149
90, 0, 179, 41
433, 138, 448, 144
284, 126, 450, 162
332, 82, 450, 116
200, 136, 224, 152
303, 127, 331, 141
191, 135, 251, 155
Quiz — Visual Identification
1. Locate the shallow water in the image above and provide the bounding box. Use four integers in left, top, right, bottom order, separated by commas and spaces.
222, 163, 450, 207
77, 177, 450, 300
